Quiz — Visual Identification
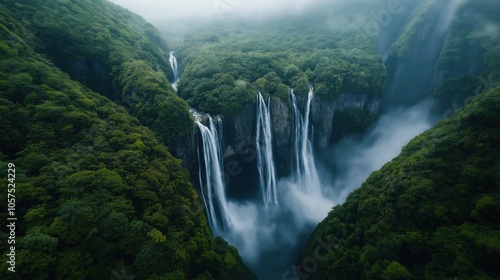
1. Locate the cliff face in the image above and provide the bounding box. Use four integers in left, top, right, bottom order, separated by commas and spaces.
311, 93, 379, 151
270, 97, 292, 174
298, 86, 500, 280
382, 0, 463, 111
171, 125, 198, 177
225, 104, 257, 160
172, 93, 379, 184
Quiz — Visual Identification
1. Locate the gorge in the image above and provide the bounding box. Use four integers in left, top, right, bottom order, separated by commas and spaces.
167, 0, 499, 278
1, 0, 498, 279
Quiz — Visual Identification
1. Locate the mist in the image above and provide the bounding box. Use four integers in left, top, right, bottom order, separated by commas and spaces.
220, 99, 434, 279
328, 100, 433, 204
222, 173, 335, 279
109, 0, 453, 278
109, 0, 326, 22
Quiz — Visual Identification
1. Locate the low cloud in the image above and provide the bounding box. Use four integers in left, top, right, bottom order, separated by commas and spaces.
109, 0, 330, 22
328, 100, 433, 204
221, 175, 335, 278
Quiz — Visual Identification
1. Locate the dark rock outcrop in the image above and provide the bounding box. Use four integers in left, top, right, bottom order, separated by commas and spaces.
311, 93, 379, 151
172, 93, 380, 184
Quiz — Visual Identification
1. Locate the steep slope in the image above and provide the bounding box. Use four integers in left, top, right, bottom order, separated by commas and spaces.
0, 2, 255, 280
175, 17, 386, 116
433, 0, 500, 115
297, 87, 500, 279
1, 0, 193, 146
169, 4, 391, 182
379, 0, 500, 114
382, 0, 462, 109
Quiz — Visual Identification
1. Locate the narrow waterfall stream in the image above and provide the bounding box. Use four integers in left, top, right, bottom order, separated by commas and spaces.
291, 87, 322, 195
256, 92, 278, 206
169, 51, 179, 91
195, 116, 232, 235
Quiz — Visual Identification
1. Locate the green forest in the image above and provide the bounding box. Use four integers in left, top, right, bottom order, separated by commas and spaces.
1, 0, 193, 147
0, 0, 254, 279
299, 86, 500, 279
175, 18, 386, 116
1, 0, 499, 279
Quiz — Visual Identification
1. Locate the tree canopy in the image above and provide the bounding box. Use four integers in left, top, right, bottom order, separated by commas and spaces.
299, 86, 500, 279
0, 1, 255, 279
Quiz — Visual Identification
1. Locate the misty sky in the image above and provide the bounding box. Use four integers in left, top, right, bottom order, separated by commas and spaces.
109, 0, 321, 21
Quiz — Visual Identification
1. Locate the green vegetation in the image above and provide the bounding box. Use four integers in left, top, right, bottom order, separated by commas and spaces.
299, 87, 500, 279
375, 0, 500, 112
1, 0, 498, 279
175, 12, 386, 116
434, 0, 500, 111
0, 1, 255, 279
386, 0, 439, 60
2, 0, 193, 146
333, 108, 379, 138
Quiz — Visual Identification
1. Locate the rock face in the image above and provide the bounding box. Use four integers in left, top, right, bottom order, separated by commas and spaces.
310, 93, 379, 152
172, 93, 379, 184
170, 124, 198, 179
57, 58, 112, 99
270, 97, 292, 174
224, 104, 257, 160
68, 59, 108, 79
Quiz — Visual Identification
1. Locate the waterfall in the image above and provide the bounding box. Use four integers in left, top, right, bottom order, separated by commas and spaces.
195, 116, 231, 234
291, 86, 322, 195
256, 92, 278, 206
169, 51, 179, 91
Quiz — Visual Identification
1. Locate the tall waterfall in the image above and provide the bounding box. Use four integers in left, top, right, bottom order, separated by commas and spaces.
192, 89, 331, 278
195, 116, 231, 234
291, 87, 322, 195
169, 51, 179, 91
256, 92, 278, 206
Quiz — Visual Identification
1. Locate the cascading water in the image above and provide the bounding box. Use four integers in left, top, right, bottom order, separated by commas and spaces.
195, 115, 231, 235
193, 89, 332, 279
169, 51, 179, 91
256, 92, 278, 206
291, 87, 322, 195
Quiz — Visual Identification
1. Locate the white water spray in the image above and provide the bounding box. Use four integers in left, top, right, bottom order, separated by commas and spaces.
291, 87, 322, 195
256, 92, 278, 206
194, 89, 332, 277
195, 116, 231, 235
169, 51, 179, 91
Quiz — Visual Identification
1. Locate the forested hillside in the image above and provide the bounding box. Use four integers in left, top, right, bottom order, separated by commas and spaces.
298, 87, 500, 279
173, 0, 500, 118
294, 2, 500, 277
0, 1, 255, 279
433, 0, 500, 113
174, 7, 386, 116
1, 0, 193, 146
1, 0, 499, 279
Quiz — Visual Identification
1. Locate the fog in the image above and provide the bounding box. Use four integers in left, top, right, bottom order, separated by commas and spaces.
108, 0, 456, 278
223, 171, 335, 279
328, 100, 433, 204
219, 99, 434, 279
109, 0, 325, 22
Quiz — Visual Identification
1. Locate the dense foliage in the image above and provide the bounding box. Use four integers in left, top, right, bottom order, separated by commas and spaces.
175, 10, 386, 116
382, 0, 500, 112
0, 2, 255, 280
434, 0, 500, 112
1, 0, 193, 146
299, 87, 500, 279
